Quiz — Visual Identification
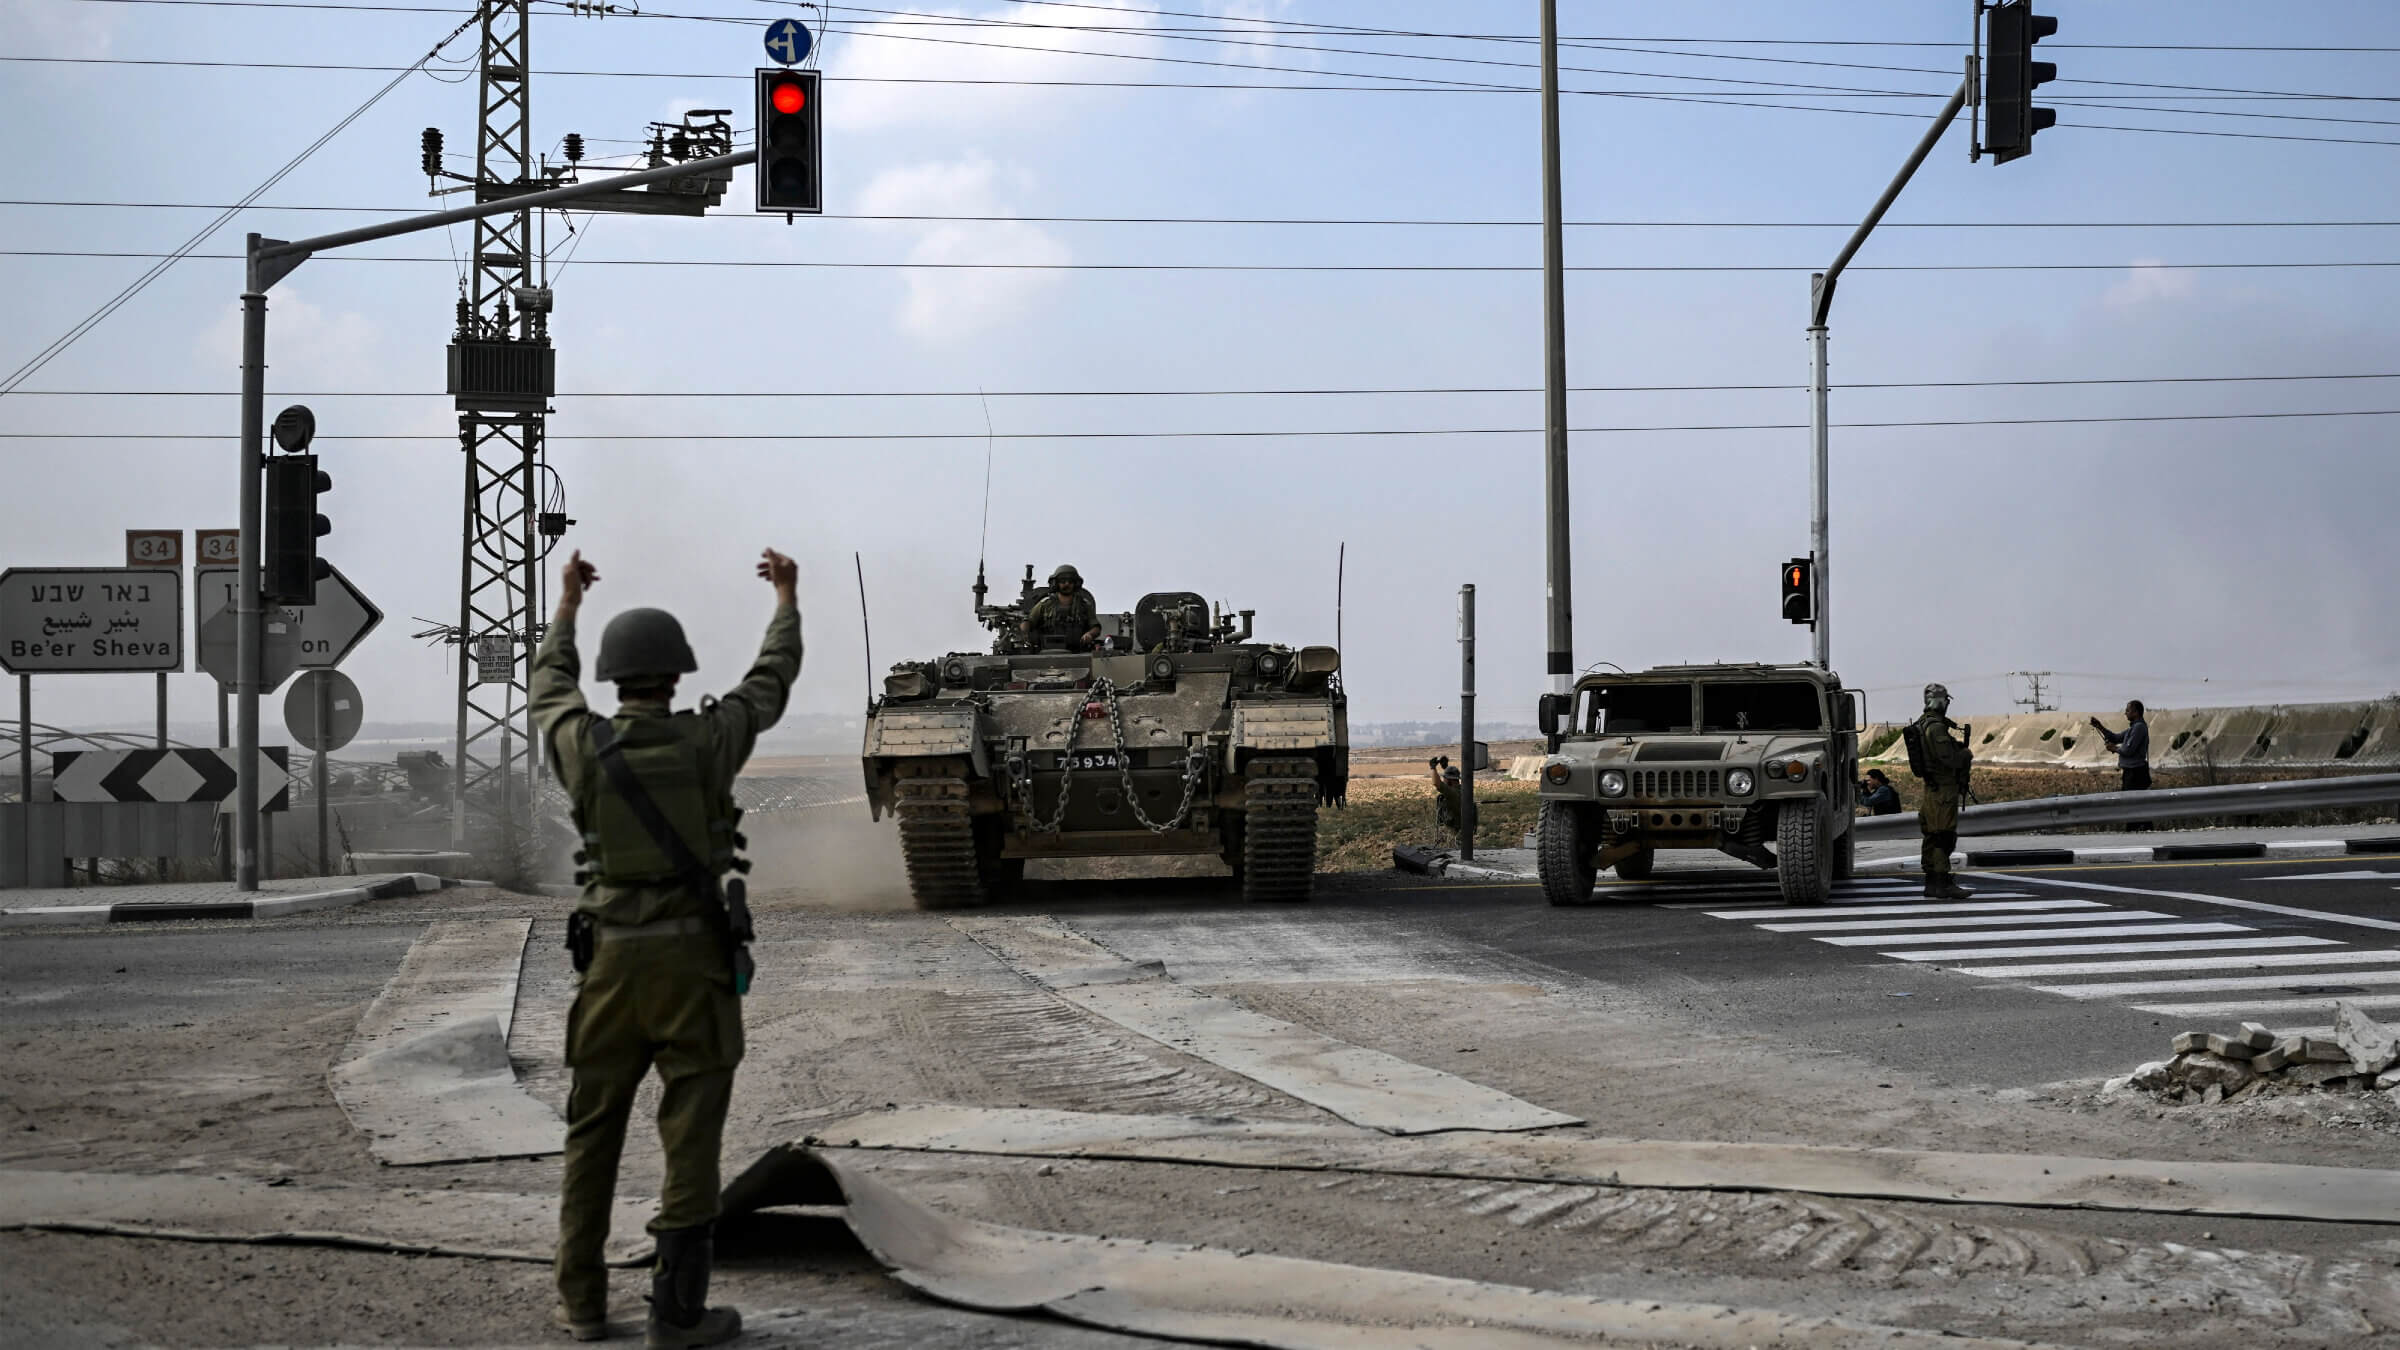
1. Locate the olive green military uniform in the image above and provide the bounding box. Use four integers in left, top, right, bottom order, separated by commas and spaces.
1024, 587, 1098, 647
1910, 711, 1973, 895
1434, 773, 1462, 831
532, 602, 802, 1325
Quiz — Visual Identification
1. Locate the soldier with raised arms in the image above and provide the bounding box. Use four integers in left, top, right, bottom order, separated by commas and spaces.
532, 546, 803, 1347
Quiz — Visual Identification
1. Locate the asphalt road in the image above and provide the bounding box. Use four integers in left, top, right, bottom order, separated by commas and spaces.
8, 854, 2400, 1347
11, 854, 2396, 1090
954, 851, 2400, 1090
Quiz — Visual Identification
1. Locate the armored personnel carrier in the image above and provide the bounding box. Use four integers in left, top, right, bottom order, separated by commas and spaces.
1532, 663, 1862, 906
861, 565, 1347, 907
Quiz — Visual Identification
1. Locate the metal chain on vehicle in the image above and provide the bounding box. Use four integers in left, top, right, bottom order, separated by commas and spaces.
1092, 677, 1210, 834
1025, 713, 1082, 834
1024, 677, 1208, 835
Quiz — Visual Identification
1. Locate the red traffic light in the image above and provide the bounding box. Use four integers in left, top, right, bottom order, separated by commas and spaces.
771, 80, 806, 115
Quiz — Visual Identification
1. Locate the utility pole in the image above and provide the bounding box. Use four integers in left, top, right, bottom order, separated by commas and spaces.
444, 0, 544, 868
421, 1, 734, 870
1458, 584, 1477, 861
1538, 0, 1573, 698
2012, 670, 2056, 714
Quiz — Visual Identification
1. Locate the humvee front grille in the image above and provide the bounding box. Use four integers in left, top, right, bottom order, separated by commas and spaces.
1634, 768, 1720, 799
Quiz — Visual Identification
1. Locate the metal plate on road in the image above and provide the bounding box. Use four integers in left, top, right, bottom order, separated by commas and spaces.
195, 563, 382, 681
764, 16, 811, 65
285, 669, 364, 753
0, 567, 185, 674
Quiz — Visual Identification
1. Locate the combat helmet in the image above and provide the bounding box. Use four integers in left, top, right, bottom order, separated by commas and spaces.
595, 607, 698, 683
1922, 682, 1951, 710
1049, 563, 1083, 586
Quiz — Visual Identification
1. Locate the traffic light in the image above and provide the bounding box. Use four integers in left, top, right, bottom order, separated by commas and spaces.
1781, 557, 1814, 626
1984, 0, 2058, 164
755, 68, 821, 214
264, 454, 332, 604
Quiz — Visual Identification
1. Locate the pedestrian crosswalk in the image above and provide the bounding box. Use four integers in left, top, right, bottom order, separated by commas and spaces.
1632, 873, 2400, 1035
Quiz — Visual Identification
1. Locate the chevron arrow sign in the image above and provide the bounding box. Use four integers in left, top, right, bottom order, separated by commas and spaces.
51, 748, 291, 813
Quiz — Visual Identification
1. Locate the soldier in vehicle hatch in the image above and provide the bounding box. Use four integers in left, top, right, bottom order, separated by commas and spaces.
1021, 563, 1101, 651
533, 546, 802, 1347
1903, 682, 1976, 900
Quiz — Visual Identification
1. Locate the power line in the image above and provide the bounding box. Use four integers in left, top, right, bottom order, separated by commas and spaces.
0, 16, 479, 397
57, 0, 2400, 54
7, 199, 2395, 230
13, 374, 2400, 401
5, 54, 2394, 148
13, 408, 2400, 442
11, 248, 2400, 274
983, 0, 2400, 56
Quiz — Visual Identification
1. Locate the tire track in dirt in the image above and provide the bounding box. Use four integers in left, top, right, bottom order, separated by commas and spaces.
1332, 1172, 2400, 1340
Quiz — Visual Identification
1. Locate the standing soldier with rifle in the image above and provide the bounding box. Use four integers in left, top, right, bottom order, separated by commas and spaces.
1903, 682, 1977, 901
533, 546, 803, 1347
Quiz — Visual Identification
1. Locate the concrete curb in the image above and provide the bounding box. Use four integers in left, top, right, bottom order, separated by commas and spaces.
0, 873, 448, 928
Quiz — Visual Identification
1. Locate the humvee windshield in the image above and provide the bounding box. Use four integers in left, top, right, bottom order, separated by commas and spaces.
1700, 681, 1824, 733
1578, 683, 1693, 735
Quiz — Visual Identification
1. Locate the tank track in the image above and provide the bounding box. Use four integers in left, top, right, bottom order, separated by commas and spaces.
894, 775, 987, 909
1241, 755, 1320, 903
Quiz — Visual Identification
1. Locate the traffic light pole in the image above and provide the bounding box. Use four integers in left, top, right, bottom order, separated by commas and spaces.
1538, 0, 1573, 698
228, 148, 753, 889
1806, 76, 1967, 673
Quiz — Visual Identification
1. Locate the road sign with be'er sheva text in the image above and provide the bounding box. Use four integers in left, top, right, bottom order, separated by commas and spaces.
0, 567, 185, 674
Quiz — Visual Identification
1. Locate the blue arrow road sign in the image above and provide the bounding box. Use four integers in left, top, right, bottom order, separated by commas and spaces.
764, 17, 812, 66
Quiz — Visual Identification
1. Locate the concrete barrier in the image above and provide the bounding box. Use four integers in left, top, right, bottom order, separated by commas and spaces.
1865, 698, 2400, 772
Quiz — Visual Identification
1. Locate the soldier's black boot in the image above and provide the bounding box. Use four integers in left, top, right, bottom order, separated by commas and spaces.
645, 1225, 742, 1348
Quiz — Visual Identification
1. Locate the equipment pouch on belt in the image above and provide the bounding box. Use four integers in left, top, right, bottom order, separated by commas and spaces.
588, 717, 756, 996
565, 910, 597, 973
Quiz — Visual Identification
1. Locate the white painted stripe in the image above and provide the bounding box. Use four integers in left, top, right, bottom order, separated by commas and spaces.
1762, 910, 2175, 934
2132, 993, 2400, 1018
2030, 969, 2400, 999
1816, 922, 2249, 948
1951, 949, 2393, 978
2019, 873, 2400, 935
1661, 890, 2033, 911
1889, 936, 2341, 962
1702, 899, 2105, 920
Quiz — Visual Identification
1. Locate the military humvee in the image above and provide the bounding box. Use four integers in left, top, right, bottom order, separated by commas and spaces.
1532, 664, 1862, 905
860, 565, 1347, 907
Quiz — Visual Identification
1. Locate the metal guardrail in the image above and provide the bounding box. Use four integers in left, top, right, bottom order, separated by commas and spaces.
1853, 772, 2400, 840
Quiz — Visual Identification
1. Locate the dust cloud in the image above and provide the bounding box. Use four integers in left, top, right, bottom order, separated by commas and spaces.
743, 804, 915, 911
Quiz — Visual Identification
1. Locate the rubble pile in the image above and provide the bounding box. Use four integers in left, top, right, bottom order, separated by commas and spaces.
2108, 1001, 2400, 1105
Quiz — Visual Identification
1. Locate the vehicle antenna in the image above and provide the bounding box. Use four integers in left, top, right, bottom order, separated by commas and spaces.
854, 551, 874, 711
973, 388, 996, 615
1336, 540, 1346, 656
977, 388, 997, 561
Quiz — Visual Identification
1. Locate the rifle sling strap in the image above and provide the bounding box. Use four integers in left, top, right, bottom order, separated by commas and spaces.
588, 716, 719, 904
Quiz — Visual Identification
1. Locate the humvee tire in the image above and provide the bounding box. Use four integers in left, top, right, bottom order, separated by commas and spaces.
1539, 801, 1599, 906
1776, 797, 1833, 906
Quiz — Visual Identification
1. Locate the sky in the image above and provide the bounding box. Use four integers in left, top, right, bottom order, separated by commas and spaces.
2, 0, 2397, 744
